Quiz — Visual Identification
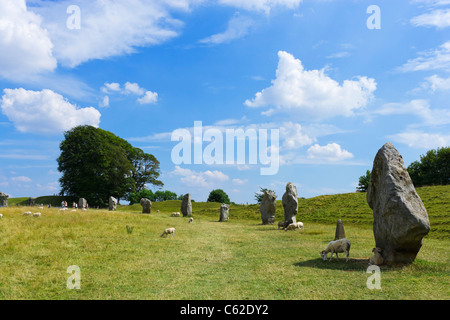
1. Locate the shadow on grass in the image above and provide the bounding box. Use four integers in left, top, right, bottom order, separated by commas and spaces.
294, 258, 370, 271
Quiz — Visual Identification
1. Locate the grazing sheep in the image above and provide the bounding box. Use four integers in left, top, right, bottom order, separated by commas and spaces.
160, 227, 176, 238
188, 217, 193, 223
320, 238, 351, 262
369, 247, 384, 266
0, 213, 3, 219
284, 222, 304, 231
33, 212, 41, 217
278, 221, 286, 229
23, 211, 32, 216
171, 212, 181, 217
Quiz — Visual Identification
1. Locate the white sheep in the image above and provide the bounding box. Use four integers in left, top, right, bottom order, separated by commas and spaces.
23, 211, 32, 216
320, 238, 351, 262
33, 212, 41, 217
0, 213, 3, 219
171, 212, 181, 217
284, 222, 304, 231
160, 227, 176, 238
369, 247, 384, 266
188, 217, 193, 223
278, 221, 286, 229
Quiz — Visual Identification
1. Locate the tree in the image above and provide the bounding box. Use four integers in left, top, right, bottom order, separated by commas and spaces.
407, 147, 450, 187
207, 189, 230, 204
357, 170, 371, 192
254, 187, 275, 204
57, 125, 162, 206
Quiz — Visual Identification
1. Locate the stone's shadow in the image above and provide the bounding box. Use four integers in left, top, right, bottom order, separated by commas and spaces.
294, 258, 370, 271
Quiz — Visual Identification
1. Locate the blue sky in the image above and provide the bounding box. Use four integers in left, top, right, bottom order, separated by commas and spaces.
0, 0, 449, 203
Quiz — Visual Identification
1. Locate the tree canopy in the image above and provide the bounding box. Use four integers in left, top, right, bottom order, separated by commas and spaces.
57, 125, 162, 206
207, 189, 230, 204
357, 170, 371, 192
407, 147, 450, 187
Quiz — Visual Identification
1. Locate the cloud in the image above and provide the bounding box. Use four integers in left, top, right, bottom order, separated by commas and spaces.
375, 99, 450, 126
123, 82, 145, 96
11, 176, 32, 183
232, 178, 248, 185
423, 74, 450, 92
99, 96, 110, 108
411, 8, 450, 28
199, 13, 254, 45
137, 91, 158, 105
398, 41, 450, 72
0, 0, 57, 81
102, 82, 121, 93
245, 51, 376, 119
1, 88, 101, 135
170, 165, 229, 187
218, 0, 302, 13
306, 143, 354, 161
389, 131, 450, 149
32, 0, 184, 68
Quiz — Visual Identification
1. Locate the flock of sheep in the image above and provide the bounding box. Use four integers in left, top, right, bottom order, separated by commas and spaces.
0, 206, 382, 266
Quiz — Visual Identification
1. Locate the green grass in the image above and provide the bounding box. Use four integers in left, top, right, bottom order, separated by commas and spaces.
0, 185, 448, 300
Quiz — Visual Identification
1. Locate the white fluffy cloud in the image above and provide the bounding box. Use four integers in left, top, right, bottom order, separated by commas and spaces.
101, 82, 158, 105
1, 88, 101, 135
389, 131, 450, 149
424, 75, 450, 91
399, 41, 450, 72
170, 165, 229, 187
137, 91, 159, 105
219, 0, 302, 13
199, 13, 254, 44
0, 0, 57, 80
411, 8, 450, 28
306, 143, 354, 161
245, 51, 376, 119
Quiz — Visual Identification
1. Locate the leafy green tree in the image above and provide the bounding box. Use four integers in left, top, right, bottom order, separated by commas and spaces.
254, 187, 275, 204
407, 147, 450, 187
357, 170, 371, 192
207, 189, 230, 204
57, 125, 162, 206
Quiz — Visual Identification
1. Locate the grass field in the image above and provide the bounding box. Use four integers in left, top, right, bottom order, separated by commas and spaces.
0, 185, 448, 300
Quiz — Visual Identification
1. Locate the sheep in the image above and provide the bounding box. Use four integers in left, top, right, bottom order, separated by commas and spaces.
171, 212, 181, 217
23, 211, 32, 216
278, 221, 286, 229
188, 217, 193, 223
33, 212, 41, 217
160, 227, 176, 238
369, 247, 384, 266
284, 222, 304, 231
0, 213, 3, 219
320, 238, 351, 262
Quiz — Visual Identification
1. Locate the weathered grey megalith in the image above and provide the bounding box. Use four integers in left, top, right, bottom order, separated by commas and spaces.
260, 190, 276, 225
140, 198, 152, 214
334, 219, 346, 240
109, 196, 117, 211
367, 142, 430, 264
78, 198, 87, 209
181, 193, 192, 217
219, 203, 229, 222
282, 182, 298, 226
0, 192, 9, 207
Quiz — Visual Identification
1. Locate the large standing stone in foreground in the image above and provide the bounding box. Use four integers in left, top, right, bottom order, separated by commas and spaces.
140, 198, 152, 214
334, 219, 346, 240
78, 198, 87, 209
219, 203, 229, 222
282, 182, 298, 226
0, 192, 9, 207
367, 142, 430, 264
109, 196, 117, 211
181, 193, 192, 217
260, 191, 276, 225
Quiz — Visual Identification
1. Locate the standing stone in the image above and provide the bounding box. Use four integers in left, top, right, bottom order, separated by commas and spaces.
140, 198, 151, 214
181, 193, 192, 217
334, 219, 346, 240
78, 198, 87, 209
0, 192, 9, 207
282, 182, 298, 226
109, 196, 117, 211
260, 190, 276, 225
219, 203, 229, 222
367, 142, 430, 264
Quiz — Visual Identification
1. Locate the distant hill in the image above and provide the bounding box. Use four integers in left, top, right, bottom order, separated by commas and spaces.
8, 185, 449, 239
